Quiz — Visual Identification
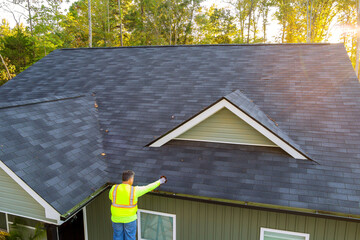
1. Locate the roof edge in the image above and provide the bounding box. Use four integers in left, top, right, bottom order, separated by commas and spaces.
151, 191, 360, 222
59, 43, 340, 51
60, 183, 110, 222
0, 160, 61, 223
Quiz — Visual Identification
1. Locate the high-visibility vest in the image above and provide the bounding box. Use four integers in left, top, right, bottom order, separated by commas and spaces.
110, 184, 138, 217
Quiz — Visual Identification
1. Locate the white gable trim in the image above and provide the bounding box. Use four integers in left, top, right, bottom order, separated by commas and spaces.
149, 99, 307, 160
0, 160, 61, 223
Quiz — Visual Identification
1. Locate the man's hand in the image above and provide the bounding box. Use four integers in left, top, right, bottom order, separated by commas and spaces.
159, 176, 167, 184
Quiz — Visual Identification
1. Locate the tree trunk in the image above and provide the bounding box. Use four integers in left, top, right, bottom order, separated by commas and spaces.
26, 0, 33, 36
26, 0, 35, 58
107, 0, 110, 33
88, 0, 92, 47
183, 1, 195, 44
118, 0, 123, 46
356, 0, 360, 78
0, 54, 12, 80
247, 1, 253, 44
262, 5, 267, 43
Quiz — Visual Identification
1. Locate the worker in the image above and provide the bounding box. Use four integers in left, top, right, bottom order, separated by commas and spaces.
109, 170, 167, 240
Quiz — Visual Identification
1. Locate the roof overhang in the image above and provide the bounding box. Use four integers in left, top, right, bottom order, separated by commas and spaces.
0, 160, 61, 223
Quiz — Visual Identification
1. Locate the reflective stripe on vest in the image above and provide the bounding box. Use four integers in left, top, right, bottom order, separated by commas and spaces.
112, 184, 137, 208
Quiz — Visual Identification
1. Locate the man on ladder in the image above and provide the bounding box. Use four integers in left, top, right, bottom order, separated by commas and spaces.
109, 170, 167, 240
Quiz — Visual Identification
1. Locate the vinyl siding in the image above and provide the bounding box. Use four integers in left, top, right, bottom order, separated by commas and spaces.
0, 167, 50, 223
86, 189, 112, 240
86, 191, 360, 240
175, 108, 277, 147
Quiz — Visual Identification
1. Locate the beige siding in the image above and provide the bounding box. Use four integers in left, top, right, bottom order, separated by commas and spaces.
175, 108, 277, 147
86, 191, 360, 240
0, 167, 52, 223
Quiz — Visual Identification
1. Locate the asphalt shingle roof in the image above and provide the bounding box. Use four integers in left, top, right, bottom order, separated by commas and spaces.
0, 95, 107, 213
0, 43, 360, 217
224, 89, 312, 160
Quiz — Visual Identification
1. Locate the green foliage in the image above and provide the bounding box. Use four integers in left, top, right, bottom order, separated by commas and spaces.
0, 26, 35, 74
4, 217, 46, 240
273, 0, 338, 43
195, 5, 237, 44
336, 0, 357, 70
0, 0, 359, 81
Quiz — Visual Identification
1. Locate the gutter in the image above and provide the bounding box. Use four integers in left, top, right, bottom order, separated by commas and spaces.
150, 190, 360, 223
60, 183, 110, 222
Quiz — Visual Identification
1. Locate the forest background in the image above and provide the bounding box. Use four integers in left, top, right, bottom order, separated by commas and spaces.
0, 0, 359, 85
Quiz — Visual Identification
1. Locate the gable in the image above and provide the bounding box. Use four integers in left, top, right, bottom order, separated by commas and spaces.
0, 167, 57, 224
175, 108, 278, 147
149, 96, 309, 160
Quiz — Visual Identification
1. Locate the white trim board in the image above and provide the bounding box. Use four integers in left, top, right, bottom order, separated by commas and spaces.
260, 227, 310, 240
137, 209, 176, 240
83, 207, 89, 240
5, 213, 8, 232
0, 160, 61, 223
149, 99, 307, 160
0, 210, 57, 225
0, 212, 8, 232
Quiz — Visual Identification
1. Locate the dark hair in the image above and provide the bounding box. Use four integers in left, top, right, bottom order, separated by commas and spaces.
122, 170, 135, 181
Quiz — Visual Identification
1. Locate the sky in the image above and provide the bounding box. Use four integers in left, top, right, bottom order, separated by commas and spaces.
0, 0, 342, 43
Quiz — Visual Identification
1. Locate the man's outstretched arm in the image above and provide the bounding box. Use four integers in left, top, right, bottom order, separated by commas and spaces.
135, 177, 167, 198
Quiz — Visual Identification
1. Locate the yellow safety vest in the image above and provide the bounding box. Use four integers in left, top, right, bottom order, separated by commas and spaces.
110, 184, 138, 217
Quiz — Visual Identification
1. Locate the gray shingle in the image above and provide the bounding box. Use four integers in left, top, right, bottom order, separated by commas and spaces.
0, 44, 360, 218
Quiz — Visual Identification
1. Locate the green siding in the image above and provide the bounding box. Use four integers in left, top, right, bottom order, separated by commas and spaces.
175, 108, 277, 147
86, 189, 112, 240
86, 191, 360, 240
0, 168, 53, 223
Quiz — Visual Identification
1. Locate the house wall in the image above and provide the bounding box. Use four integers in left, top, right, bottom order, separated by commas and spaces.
175, 108, 277, 147
86, 190, 360, 240
0, 167, 56, 224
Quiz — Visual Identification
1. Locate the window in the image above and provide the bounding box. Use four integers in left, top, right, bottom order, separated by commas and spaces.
0, 212, 8, 232
7, 215, 47, 240
138, 209, 176, 240
260, 228, 310, 240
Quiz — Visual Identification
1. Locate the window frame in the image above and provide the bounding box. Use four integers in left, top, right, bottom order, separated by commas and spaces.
137, 209, 176, 240
0, 212, 9, 232
260, 227, 310, 240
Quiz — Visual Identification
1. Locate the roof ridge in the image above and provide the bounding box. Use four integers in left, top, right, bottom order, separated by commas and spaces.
0, 94, 86, 110
59, 43, 339, 51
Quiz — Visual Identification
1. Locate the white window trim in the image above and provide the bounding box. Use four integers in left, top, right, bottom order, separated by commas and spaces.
0, 160, 61, 223
260, 227, 310, 240
8, 221, 37, 230
0, 213, 8, 232
149, 99, 307, 160
137, 209, 176, 240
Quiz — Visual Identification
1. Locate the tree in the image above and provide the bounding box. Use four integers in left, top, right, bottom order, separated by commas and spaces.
31, 0, 65, 57
88, 0, 92, 47
274, 0, 337, 43
0, 26, 35, 74
195, 5, 237, 44
356, 0, 359, 77
337, 0, 358, 73
0, 54, 16, 86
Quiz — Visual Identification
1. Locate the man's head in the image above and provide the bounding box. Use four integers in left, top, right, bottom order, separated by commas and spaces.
122, 170, 135, 185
